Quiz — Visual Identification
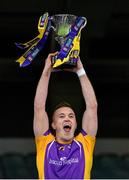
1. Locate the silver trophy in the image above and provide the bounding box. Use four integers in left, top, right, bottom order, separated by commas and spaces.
51, 14, 86, 68
15, 12, 86, 68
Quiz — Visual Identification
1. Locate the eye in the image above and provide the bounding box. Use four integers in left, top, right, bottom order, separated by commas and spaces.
69, 114, 74, 118
59, 115, 65, 118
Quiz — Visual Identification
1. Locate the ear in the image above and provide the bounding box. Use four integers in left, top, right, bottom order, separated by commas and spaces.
51, 121, 56, 130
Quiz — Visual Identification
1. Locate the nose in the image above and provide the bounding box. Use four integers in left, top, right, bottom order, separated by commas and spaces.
64, 119, 71, 123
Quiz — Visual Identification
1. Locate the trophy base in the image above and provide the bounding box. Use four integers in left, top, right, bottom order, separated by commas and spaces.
52, 58, 77, 69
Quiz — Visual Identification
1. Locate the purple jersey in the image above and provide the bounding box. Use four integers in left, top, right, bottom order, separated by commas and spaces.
35, 129, 96, 179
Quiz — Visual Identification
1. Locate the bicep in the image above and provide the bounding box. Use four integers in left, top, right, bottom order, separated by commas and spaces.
82, 108, 98, 137
33, 109, 49, 137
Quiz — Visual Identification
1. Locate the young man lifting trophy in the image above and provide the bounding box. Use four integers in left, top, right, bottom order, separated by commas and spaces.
16, 12, 98, 179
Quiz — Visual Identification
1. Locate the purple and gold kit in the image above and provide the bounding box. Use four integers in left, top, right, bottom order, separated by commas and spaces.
35, 129, 95, 179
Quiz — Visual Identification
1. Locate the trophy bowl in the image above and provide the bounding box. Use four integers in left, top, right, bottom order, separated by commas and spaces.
51, 14, 77, 46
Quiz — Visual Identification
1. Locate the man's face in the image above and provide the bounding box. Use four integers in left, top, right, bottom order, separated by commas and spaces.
52, 106, 77, 143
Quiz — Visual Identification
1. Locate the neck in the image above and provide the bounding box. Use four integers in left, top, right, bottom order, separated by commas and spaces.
55, 136, 73, 144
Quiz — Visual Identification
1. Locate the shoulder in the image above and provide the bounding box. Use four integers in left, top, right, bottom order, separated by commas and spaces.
35, 130, 55, 146
75, 129, 96, 144
75, 129, 96, 154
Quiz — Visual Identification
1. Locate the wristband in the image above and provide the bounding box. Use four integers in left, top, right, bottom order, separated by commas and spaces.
76, 68, 86, 77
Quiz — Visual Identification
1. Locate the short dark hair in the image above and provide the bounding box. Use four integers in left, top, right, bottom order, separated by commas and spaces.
50, 101, 76, 121
53, 101, 75, 113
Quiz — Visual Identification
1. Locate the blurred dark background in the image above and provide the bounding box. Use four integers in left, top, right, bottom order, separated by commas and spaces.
0, 0, 129, 138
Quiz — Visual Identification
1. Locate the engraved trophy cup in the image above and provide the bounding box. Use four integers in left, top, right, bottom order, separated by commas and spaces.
51, 14, 87, 68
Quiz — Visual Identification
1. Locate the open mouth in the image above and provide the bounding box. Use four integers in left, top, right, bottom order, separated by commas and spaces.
63, 124, 72, 132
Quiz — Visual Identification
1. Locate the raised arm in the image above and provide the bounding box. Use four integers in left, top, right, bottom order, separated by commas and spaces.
76, 58, 98, 137
33, 53, 56, 137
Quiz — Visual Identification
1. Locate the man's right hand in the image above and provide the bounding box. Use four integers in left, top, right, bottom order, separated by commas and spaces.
43, 52, 58, 75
